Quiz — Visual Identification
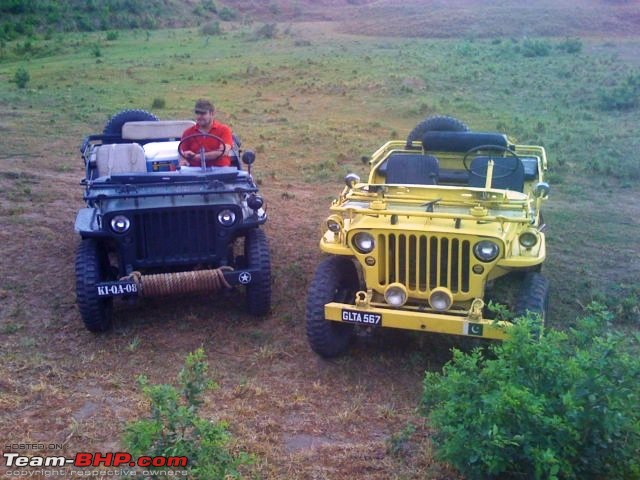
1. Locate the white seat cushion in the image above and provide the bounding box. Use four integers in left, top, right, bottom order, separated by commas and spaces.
95, 143, 147, 177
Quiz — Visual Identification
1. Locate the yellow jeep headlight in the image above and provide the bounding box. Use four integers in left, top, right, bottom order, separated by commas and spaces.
473, 240, 500, 262
429, 287, 453, 312
326, 215, 343, 233
384, 283, 408, 307
352, 232, 375, 253
519, 231, 539, 248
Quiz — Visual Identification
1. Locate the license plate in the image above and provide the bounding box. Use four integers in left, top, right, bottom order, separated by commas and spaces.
96, 281, 139, 297
341, 309, 382, 326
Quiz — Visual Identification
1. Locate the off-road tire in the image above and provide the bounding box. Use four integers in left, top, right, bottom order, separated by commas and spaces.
244, 229, 271, 316
75, 239, 113, 332
514, 272, 549, 325
406, 115, 470, 147
103, 109, 158, 137
306, 256, 360, 358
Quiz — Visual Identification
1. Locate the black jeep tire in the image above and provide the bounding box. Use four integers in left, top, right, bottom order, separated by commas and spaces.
75, 239, 113, 332
103, 109, 158, 137
306, 256, 360, 358
406, 115, 469, 147
244, 229, 271, 316
514, 272, 550, 325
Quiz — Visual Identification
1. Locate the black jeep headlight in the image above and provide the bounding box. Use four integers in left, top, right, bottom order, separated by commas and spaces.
473, 240, 500, 262
217, 209, 237, 227
247, 194, 264, 210
352, 232, 375, 253
110, 215, 131, 233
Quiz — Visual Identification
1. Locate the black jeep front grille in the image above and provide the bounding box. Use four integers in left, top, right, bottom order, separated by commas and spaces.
131, 207, 221, 265
377, 233, 471, 293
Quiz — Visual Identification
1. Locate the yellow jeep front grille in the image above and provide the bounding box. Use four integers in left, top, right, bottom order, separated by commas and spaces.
376, 233, 471, 294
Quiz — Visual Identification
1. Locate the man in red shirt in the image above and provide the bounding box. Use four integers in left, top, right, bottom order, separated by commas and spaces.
180, 99, 233, 167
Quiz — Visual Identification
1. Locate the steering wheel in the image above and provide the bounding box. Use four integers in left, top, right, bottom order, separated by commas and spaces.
178, 133, 227, 167
463, 144, 522, 180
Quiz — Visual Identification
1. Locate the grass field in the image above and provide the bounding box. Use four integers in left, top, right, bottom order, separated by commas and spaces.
1, 4, 639, 478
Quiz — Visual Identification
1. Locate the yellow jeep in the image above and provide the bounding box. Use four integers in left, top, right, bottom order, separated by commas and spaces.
306, 116, 550, 357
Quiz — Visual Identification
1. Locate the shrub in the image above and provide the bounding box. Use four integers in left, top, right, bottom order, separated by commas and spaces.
200, 21, 221, 36
151, 97, 166, 109
218, 6, 237, 21
14, 67, 29, 88
598, 72, 640, 111
254, 23, 278, 40
202, 0, 218, 13
106, 31, 118, 41
557, 37, 583, 54
124, 348, 252, 479
422, 305, 640, 480
521, 38, 551, 57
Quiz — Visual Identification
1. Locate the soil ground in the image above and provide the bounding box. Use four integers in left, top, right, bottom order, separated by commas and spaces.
1, 1, 640, 479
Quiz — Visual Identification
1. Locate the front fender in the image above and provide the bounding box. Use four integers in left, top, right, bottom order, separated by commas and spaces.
75, 208, 106, 237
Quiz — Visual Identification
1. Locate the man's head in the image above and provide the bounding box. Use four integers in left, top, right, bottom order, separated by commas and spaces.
194, 99, 215, 129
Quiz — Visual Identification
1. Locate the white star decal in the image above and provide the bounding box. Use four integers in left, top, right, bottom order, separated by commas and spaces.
238, 272, 252, 284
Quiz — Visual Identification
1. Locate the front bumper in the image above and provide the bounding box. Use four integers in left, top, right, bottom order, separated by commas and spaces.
324, 301, 509, 340
96, 268, 261, 298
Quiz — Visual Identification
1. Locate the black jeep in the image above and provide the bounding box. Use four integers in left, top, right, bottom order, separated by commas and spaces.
74, 110, 271, 332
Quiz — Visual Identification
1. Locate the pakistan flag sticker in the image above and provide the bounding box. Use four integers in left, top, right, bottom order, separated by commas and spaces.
465, 322, 484, 336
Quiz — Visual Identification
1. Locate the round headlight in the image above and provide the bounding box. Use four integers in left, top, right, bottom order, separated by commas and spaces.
473, 240, 500, 262
247, 194, 264, 210
384, 283, 408, 307
429, 288, 453, 312
110, 215, 130, 233
352, 232, 375, 253
519, 231, 539, 248
326, 215, 343, 233
217, 209, 237, 227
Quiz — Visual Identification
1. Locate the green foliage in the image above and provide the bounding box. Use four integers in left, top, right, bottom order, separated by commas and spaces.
106, 31, 119, 41
200, 21, 221, 36
14, 66, 30, 88
201, 0, 218, 13
91, 43, 101, 57
598, 72, 640, 111
124, 348, 251, 479
254, 23, 278, 40
521, 38, 552, 57
422, 306, 640, 480
557, 37, 583, 54
218, 6, 237, 21
151, 97, 166, 109
0, 0, 201, 38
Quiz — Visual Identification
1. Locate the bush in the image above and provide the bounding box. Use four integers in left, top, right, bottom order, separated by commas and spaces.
218, 6, 237, 21
200, 21, 221, 36
14, 66, 29, 88
124, 348, 252, 479
106, 31, 119, 41
557, 37, 583, 54
598, 72, 640, 111
521, 38, 551, 57
151, 97, 166, 109
254, 23, 278, 40
422, 305, 640, 480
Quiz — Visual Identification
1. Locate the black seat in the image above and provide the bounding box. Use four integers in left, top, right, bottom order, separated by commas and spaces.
384, 154, 439, 185
422, 131, 509, 153
468, 156, 525, 191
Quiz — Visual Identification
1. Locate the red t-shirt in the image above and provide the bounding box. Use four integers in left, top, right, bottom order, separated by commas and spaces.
181, 121, 233, 167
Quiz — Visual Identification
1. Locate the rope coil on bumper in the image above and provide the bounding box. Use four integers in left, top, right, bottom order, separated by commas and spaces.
122, 267, 232, 297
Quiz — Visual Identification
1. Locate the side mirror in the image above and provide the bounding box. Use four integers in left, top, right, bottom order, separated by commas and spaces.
533, 182, 550, 198
241, 150, 256, 165
344, 173, 360, 188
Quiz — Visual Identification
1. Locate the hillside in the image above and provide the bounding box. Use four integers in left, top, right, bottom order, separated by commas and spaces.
2, 0, 638, 40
